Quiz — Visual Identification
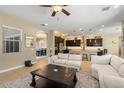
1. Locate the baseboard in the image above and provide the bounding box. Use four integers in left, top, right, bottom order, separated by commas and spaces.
0, 61, 36, 74
32, 61, 37, 64
36, 56, 47, 59
0, 65, 24, 74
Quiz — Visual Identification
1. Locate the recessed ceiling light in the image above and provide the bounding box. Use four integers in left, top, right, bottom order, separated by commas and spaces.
41, 23, 48, 26
79, 28, 83, 31
114, 5, 119, 9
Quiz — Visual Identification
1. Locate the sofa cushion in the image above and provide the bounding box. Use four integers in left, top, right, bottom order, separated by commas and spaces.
51, 56, 58, 61
98, 66, 120, 88
53, 59, 67, 64
118, 64, 124, 77
99, 74, 123, 88
68, 60, 81, 67
92, 64, 117, 79
98, 69, 120, 78
58, 53, 69, 59
68, 54, 82, 61
91, 55, 112, 65
92, 64, 116, 73
110, 55, 124, 71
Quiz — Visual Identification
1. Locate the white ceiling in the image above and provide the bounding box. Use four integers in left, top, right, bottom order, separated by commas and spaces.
0, 5, 124, 35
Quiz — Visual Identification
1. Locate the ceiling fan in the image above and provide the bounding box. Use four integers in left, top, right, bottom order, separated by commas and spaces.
40, 5, 71, 17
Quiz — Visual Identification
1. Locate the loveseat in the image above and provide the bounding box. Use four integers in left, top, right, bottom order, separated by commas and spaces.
91, 55, 124, 88
48, 53, 82, 70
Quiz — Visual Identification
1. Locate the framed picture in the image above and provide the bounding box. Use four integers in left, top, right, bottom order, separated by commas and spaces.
25, 36, 34, 48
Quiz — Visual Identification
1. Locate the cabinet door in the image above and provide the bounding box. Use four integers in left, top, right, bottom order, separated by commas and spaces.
87, 39, 93, 46
94, 39, 102, 46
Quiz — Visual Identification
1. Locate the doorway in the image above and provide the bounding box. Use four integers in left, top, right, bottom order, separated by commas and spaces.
36, 32, 47, 58
55, 36, 64, 55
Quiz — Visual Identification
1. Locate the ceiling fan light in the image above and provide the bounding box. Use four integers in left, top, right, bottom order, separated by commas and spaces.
114, 5, 119, 9
53, 5, 62, 12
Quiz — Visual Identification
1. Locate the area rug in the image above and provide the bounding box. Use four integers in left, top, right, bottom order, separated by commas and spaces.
0, 71, 99, 88
75, 71, 99, 88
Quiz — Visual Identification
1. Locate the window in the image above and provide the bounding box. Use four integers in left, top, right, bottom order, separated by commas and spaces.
3, 26, 22, 53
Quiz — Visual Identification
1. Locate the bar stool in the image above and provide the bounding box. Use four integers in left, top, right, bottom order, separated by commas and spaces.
82, 53, 88, 61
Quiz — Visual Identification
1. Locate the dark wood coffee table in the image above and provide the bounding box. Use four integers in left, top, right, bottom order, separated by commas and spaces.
30, 64, 77, 88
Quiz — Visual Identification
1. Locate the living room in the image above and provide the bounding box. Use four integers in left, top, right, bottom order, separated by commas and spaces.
0, 3, 124, 90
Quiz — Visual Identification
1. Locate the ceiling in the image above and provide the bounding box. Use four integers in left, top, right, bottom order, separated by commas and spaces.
0, 5, 124, 35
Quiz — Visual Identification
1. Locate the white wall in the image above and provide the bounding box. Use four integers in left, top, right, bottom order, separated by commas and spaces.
98, 23, 122, 56
47, 31, 55, 56
0, 11, 46, 71
103, 36, 120, 56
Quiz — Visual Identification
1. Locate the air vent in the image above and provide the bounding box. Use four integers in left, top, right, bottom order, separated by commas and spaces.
102, 6, 110, 12
41, 24, 48, 26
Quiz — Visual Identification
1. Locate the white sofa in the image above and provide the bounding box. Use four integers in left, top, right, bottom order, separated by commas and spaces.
91, 55, 124, 88
48, 53, 82, 70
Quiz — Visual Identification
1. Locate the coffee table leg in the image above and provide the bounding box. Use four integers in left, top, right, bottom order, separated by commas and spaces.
69, 74, 77, 88
30, 74, 36, 88
73, 74, 77, 84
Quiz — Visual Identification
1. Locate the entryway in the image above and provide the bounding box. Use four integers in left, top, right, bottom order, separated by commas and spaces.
36, 32, 47, 59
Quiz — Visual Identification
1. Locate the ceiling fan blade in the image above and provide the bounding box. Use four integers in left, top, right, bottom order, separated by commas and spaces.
40, 5, 52, 7
51, 11, 56, 16
61, 9, 70, 16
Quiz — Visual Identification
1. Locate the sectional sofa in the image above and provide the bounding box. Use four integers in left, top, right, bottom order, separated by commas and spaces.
91, 55, 124, 88
48, 53, 82, 70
